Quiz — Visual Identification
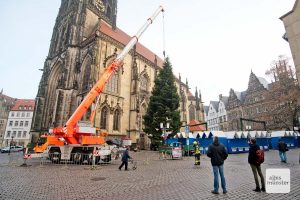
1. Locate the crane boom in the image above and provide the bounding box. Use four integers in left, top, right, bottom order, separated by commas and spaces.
53, 6, 164, 141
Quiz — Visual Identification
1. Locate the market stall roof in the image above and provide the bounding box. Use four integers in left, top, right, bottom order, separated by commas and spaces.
224, 131, 236, 139
271, 131, 285, 137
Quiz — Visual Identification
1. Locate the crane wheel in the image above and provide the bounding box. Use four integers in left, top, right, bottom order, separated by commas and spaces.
49, 149, 61, 164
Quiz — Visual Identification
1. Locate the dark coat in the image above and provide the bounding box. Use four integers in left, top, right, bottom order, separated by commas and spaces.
248, 143, 260, 166
207, 142, 228, 166
121, 149, 131, 162
277, 141, 287, 152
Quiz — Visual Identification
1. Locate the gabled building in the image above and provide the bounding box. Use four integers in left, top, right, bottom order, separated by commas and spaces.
4, 99, 35, 147
242, 72, 269, 130
226, 89, 246, 131
218, 94, 229, 131
207, 101, 219, 131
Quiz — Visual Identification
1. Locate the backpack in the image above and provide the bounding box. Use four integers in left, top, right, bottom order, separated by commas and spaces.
256, 149, 264, 165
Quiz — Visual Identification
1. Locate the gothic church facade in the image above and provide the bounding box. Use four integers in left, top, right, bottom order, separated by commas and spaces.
32, 0, 204, 148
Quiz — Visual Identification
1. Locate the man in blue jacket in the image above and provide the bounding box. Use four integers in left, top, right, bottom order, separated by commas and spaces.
207, 136, 228, 195
119, 146, 131, 171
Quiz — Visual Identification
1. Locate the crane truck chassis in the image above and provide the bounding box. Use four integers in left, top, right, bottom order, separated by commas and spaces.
25, 6, 164, 164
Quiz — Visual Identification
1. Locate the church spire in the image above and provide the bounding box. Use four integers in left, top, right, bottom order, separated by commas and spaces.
195, 87, 200, 110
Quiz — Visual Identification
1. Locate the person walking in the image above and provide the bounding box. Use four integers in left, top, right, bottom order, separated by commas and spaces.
193, 141, 201, 165
277, 139, 288, 163
207, 136, 228, 194
119, 146, 131, 171
248, 138, 265, 192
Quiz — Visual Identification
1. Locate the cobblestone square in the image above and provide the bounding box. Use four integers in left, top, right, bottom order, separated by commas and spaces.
0, 149, 300, 200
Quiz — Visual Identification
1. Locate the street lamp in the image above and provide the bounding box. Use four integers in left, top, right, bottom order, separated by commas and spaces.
160, 121, 170, 144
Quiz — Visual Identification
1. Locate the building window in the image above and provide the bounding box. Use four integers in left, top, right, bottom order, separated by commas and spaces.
105, 71, 119, 94
9, 121, 13, 126
16, 112, 20, 117
82, 64, 91, 92
100, 107, 108, 129
11, 112, 14, 117
17, 131, 21, 138
19, 106, 23, 110
26, 112, 30, 117
25, 121, 29, 127
140, 75, 148, 91
23, 131, 27, 138
12, 131, 16, 137
189, 105, 196, 121
113, 110, 120, 131
29, 106, 32, 110
7, 131, 11, 138
21, 112, 25, 117
14, 121, 18, 126
24, 106, 27, 110
20, 121, 24, 127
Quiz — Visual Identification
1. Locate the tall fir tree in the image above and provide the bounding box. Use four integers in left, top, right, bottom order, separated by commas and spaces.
143, 57, 181, 141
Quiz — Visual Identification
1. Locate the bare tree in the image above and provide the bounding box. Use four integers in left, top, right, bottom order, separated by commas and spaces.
264, 55, 299, 130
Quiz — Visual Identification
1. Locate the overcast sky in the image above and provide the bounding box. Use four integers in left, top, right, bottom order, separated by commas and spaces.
0, 0, 296, 105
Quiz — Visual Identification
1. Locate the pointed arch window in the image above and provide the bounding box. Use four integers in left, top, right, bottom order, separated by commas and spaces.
113, 109, 120, 131
106, 5, 111, 19
82, 58, 92, 92
105, 70, 119, 94
140, 75, 148, 91
100, 107, 108, 129
189, 105, 196, 121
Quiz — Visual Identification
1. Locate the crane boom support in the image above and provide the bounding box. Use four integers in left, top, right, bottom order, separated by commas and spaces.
58, 6, 164, 138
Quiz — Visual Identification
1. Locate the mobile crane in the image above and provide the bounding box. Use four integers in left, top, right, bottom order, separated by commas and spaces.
26, 6, 164, 164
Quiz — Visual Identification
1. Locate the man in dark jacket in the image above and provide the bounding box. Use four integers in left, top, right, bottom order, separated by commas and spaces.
248, 138, 265, 192
207, 136, 228, 194
119, 146, 131, 171
277, 139, 287, 163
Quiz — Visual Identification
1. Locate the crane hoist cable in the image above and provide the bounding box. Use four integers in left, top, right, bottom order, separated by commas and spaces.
162, 9, 166, 58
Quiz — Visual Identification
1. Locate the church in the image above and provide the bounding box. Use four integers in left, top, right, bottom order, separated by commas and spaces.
32, 0, 204, 149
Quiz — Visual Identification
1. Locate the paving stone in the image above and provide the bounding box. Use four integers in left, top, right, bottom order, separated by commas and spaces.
0, 149, 299, 199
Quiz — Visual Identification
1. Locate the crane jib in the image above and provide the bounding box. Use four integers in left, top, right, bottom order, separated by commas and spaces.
56, 6, 164, 139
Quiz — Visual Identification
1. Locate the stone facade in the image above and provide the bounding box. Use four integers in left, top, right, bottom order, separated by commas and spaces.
32, 0, 204, 149
226, 70, 299, 131
280, 0, 300, 87
226, 89, 245, 131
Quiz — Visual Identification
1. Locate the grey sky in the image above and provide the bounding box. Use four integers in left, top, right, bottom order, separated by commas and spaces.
0, 0, 295, 104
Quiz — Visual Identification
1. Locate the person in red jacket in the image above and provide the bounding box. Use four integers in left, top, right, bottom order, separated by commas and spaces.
248, 138, 265, 192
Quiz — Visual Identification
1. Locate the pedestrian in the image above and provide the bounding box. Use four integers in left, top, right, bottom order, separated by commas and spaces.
207, 136, 228, 194
277, 139, 288, 163
248, 138, 265, 192
193, 141, 201, 165
119, 146, 131, 171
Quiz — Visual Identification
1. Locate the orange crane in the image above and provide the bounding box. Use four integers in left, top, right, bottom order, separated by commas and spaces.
29, 6, 164, 164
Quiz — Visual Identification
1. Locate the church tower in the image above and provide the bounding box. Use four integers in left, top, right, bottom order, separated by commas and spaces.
32, 0, 118, 135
